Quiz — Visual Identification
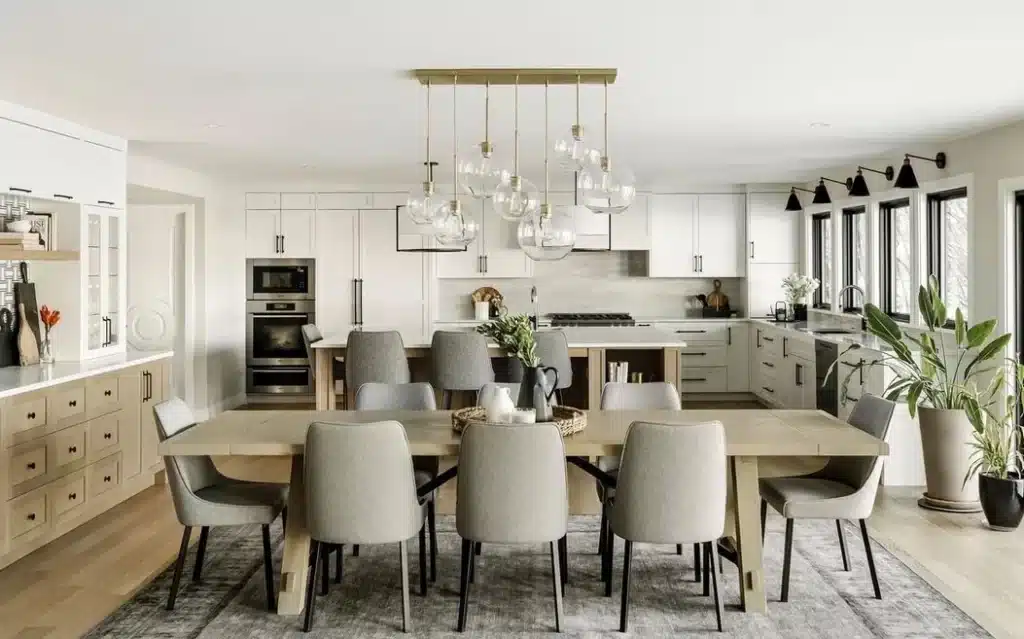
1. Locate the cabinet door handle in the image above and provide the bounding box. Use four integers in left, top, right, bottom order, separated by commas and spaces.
147, 371, 153, 401
750, 241, 755, 259
483, 255, 488, 273
859, 359, 865, 386
27, 411, 35, 419
698, 255, 703, 272
8, 186, 32, 194
104, 390, 112, 397
68, 400, 77, 407
763, 362, 775, 368
68, 492, 77, 500
681, 377, 708, 382
98, 200, 116, 206
756, 329, 762, 348
763, 386, 774, 394
356, 279, 364, 326
27, 462, 36, 470
27, 513, 35, 521
727, 326, 732, 345
693, 255, 698, 272
280, 234, 285, 254
795, 363, 803, 386
783, 337, 788, 358
675, 329, 707, 334
477, 255, 483, 273
68, 445, 77, 454
104, 475, 112, 482
53, 193, 74, 200
680, 352, 707, 356
104, 432, 112, 440
763, 336, 775, 343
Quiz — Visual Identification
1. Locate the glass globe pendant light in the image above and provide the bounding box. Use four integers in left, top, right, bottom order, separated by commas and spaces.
493, 76, 540, 221
406, 79, 445, 225
578, 79, 636, 214
434, 73, 479, 248
553, 74, 598, 171
458, 81, 510, 199
518, 80, 575, 261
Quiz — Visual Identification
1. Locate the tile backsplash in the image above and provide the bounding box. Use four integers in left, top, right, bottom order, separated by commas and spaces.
437, 252, 743, 320
0, 261, 21, 311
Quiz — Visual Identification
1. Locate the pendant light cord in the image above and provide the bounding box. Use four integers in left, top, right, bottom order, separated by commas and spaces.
452, 73, 458, 196
575, 74, 581, 127
544, 79, 550, 206
484, 80, 490, 146
603, 79, 609, 157
513, 76, 520, 175
425, 79, 432, 181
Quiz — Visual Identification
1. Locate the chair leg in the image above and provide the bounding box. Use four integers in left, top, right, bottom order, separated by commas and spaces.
303, 541, 321, 632
619, 540, 633, 633
427, 500, 438, 583
442, 390, 452, 409
419, 523, 428, 596
457, 539, 472, 632
676, 543, 683, 555
703, 542, 711, 597
781, 518, 794, 602
166, 526, 192, 611
709, 540, 725, 632
550, 540, 564, 633
335, 544, 344, 584
604, 529, 614, 597
281, 507, 288, 533
558, 535, 568, 589
399, 540, 412, 633
475, 542, 482, 556
860, 519, 882, 599
598, 501, 608, 555
352, 544, 360, 557
320, 547, 330, 596
191, 526, 209, 582
760, 498, 768, 544
837, 520, 851, 571
693, 543, 701, 583
262, 524, 276, 612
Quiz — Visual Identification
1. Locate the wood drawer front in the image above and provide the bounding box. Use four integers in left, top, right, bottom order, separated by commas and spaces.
679, 367, 728, 393
48, 387, 86, 424
52, 472, 87, 519
6, 397, 48, 439
54, 425, 87, 468
86, 376, 120, 418
10, 488, 48, 540
88, 413, 120, 458
9, 442, 47, 490
668, 324, 729, 344
678, 345, 727, 367
89, 454, 121, 498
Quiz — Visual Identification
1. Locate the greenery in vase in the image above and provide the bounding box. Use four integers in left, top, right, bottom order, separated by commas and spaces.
781, 273, 819, 306
476, 313, 538, 367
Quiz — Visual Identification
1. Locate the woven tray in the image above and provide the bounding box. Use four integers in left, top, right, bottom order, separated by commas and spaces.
451, 406, 587, 437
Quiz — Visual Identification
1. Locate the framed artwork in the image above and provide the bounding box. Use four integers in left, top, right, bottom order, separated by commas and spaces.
25, 213, 53, 250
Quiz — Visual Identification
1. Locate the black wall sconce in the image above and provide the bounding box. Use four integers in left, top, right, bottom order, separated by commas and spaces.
785, 187, 815, 212
894, 152, 947, 189
812, 177, 848, 205
848, 164, 895, 197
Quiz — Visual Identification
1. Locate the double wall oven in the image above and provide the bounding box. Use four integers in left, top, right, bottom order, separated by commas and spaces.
246, 259, 316, 395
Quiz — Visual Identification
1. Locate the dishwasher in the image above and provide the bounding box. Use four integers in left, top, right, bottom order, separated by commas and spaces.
814, 340, 838, 417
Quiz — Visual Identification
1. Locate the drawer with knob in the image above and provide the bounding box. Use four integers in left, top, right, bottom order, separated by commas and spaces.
86, 376, 120, 418
52, 471, 87, 520
88, 412, 120, 458
47, 386, 86, 424
9, 441, 48, 492
5, 396, 48, 443
9, 487, 48, 541
88, 453, 121, 499
54, 424, 87, 468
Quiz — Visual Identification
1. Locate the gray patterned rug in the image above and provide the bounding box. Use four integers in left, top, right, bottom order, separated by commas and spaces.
86, 516, 990, 638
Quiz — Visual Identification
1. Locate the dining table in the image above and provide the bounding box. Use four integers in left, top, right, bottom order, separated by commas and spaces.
158, 407, 887, 617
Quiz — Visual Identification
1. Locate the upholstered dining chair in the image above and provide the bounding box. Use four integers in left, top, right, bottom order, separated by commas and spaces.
354, 382, 439, 586
154, 398, 288, 612
302, 420, 427, 633
345, 330, 411, 397
430, 330, 494, 408
759, 394, 896, 602
455, 422, 569, 633
534, 330, 572, 404
610, 420, 728, 632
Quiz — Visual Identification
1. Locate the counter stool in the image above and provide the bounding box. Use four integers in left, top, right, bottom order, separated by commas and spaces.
534, 331, 572, 405
430, 331, 494, 409
302, 324, 345, 407
345, 330, 411, 397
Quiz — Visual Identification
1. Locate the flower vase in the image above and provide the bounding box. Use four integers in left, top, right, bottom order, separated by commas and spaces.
40, 335, 54, 364
792, 303, 808, 321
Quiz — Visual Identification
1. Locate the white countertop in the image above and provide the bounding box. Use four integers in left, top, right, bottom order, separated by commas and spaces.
313, 326, 687, 349
747, 318, 907, 352
0, 350, 173, 399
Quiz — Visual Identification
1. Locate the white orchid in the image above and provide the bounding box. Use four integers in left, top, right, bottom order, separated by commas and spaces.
781, 273, 820, 305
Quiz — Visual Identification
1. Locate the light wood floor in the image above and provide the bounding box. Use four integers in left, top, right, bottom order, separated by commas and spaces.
0, 460, 1019, 639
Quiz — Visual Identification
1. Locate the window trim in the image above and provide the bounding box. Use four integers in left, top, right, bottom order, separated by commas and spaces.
840, 206, 867, 313
811, 212, 831, 310
880, 198, 912, 323
926, 187, 968, 327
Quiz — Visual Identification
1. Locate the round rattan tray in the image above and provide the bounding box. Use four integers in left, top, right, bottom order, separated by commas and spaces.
451, 406, 587, 437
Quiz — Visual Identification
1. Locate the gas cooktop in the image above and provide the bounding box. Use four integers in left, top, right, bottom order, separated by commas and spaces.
548, 313, 636, 327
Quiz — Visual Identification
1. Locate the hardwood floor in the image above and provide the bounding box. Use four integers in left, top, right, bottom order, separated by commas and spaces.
0, 463, 1019, 639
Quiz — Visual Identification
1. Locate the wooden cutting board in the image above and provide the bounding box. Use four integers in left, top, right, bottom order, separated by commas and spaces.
17, 303, 38, 366
14, 262, 41, 365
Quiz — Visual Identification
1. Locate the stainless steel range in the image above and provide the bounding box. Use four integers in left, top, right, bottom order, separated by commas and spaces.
548, 313, 636, 327
246, 259, 316, 395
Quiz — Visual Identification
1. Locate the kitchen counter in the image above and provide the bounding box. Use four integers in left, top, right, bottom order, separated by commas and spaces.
747, 318, 905, 353
0, 350, 173, 399
313, 326, 687, 350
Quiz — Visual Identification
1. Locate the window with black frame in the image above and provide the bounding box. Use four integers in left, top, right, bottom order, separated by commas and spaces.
926, 188, 969, 325
880, 198, 912, 322
1016, 191, 1024, 360
841, 206, 867, 311
811, 212, 832, 309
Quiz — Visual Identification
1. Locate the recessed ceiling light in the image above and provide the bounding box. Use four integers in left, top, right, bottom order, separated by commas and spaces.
809, 121, 831, 128
205, 123, 222, 129
301, 163, 313, 169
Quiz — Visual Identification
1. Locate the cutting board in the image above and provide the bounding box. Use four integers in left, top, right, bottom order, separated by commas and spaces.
14, 262, 41, 365
17, 303, 38, 366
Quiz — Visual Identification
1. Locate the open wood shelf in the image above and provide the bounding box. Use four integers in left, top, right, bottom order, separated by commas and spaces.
0, 249, 79, 261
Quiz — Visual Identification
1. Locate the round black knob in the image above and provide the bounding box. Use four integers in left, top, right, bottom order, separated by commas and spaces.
27, 513, 35, 521
104, 475, 111, 482
27, 462, 35, 470
27, 412, 35, 419
69, 492, 77, 500
104, 390, 112, 397
104, 433, 112, 440
69, 446, 77, 453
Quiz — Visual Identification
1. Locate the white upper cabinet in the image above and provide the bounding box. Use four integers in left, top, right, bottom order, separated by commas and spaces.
246, 193, 282, 209
314, 209, 358, 335
245, 210, 280, 257
278, 209, 315, 258
748, 192, 799, 264
696, 194, 745, 277
649, 193, 745, 277
316, 192, 373, 209
280, 192, 316, 209
648, 194, 698, 277
435, 206, 532, 279
82, 205, 127, 358
610, 193, 651, 250
245, 195, 316, 258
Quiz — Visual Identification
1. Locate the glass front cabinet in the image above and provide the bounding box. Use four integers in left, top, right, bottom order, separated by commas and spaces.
82, 205, 126, 357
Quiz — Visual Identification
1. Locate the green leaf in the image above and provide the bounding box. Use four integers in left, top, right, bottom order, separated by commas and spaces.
864, 304, 903, 347
906, 381, 924, 417
884, 380, 912, 401
966, 319, 997, 349
954, 309, 967, 347
919, 285, 936, 330
964, 333, 1013, 381
964, 397, 985, 434
933, 295, 948, 330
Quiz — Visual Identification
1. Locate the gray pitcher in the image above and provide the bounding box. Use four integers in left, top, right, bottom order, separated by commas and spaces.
516, 365, 559, 421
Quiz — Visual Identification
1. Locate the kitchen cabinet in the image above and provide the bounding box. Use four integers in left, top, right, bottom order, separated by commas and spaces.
313, 210, 358, 336
726, 323, 750, 392
82, 206, 127, 359
654, 321, 747, 395
245, 208, 315, 258
837, 346, 883, 421
435, 207, 533, 279
748, 192, 800, 264
649, 193, 745, 277
280, 193, 316, 209
610, 193, 650, 250
546, 191, 611, 251
751, 324, 784, 406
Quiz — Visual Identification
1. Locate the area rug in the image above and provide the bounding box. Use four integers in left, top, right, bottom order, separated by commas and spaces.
86, 515, 990, 638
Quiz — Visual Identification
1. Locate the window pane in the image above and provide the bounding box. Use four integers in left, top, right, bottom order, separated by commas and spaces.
943, 196, 969, 320
813, 214, 832, 308
843, 208, 867, 308
889, 203, 912, 315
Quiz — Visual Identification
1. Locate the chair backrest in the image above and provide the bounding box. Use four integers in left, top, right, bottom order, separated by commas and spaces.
476, 382, 521, 406
301, 324, 323, 379
153, 398, 221, 525
534, 331, 572, 390
345, 330, 411, 393
430, 330, 495, 391
355, 382, 437, 411
457, 422, 568, 543
611, 420, 727, 544
818, 394, 896, 490
304, 420, 423, 544
600, 382, 681, 410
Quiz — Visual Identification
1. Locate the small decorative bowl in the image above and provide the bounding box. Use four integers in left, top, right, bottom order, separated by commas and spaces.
7, 220, 31, 233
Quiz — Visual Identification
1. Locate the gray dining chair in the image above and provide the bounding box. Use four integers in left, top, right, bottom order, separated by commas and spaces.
455, 422, 568, 633
354, 382, 439, 585
346, 330, 411, 397
302, 420, 427, 633
610, 420, 728, 632
759, 394, 896, 602
154, 398, 288, 612
534, 330, 572, 404
430, 330, 494, 409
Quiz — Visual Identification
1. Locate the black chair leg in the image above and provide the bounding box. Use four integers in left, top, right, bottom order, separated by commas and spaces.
457, 539, 472, 632
550, 540, 564, 632
419, 523, 428, 596
558, 535, 568, 589
442, 390, 452, 409
261, 524, 276, 611
619, 540, 633, 633
475, 542, 482, 556
320, 546, 330, 596
781, 518, 794, 602
192, 526, 209, 582
709, 540, 725, 632
703, 542, 711, 597
760, 499, 768, 544
860, 520, 882, 599
837, 520, 851, 571
693, 543, 701, 583
335, 544, 344, 583
604, 530, 614, 596
598, 501, 608, 555
427, 499, 438, 583
166, 526, 191, 611
676, 543, 683, 555
469, 540, 477, 584
304, 541, 321, 632
352, 544, 360, 557
281, 507, 288, 533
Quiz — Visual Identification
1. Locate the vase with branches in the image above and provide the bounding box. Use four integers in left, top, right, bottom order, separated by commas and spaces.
476, 313, 557, 414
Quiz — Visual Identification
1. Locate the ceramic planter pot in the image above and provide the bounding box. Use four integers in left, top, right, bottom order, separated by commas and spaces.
917, 407, 982, 513
792, 304, 808, 322
979, 472, 1024, 531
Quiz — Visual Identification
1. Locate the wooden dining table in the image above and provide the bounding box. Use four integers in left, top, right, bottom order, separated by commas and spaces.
158, 408, 887, 617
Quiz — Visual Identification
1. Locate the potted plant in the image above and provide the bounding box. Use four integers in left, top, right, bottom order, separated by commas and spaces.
781, 274, 819, 321
829, 275, 1012, 513
964, 358, 1024, 530
476, 314, 557, 413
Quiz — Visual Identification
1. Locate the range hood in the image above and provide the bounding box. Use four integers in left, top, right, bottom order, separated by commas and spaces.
570, 171, 612, 252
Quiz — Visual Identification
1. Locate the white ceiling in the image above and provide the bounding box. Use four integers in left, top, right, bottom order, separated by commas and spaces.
1, 0, 1023, 186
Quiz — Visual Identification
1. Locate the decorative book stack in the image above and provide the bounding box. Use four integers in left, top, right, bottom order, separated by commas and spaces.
0, 232, 42, 250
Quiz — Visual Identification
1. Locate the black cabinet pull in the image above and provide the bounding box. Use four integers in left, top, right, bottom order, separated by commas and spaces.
104, 432, 112, 440
68, 445, 77, 453
750, 241, 755, 259
675, 330, 708, 334
27, 513, 36, 521
9, 186, 32, 194
104, 475, 112, 482
681, 377, 708, 383
27, 462, 36, 470
763, 362, 775, 368
681, 352, 707, 356
756, 329, 762, 348
104, 389, 112, 396
795, 363, 803, 386
68, 492, 77, 500
727, 326, 732, 345
280, 235, 285, 254
763, 336, 775, 342
27, 411, 35, 419
859, 359, 865, 386
69, 400, 77, 407
98, 200, 115, 206
53, 193, 73, 200
762, 386, 775, 393
783, 337, 788, 358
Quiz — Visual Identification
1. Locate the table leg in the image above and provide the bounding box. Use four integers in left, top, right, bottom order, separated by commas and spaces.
277, 455, 312, 615
315, 349, 335, 411
732, 455, 766, 613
